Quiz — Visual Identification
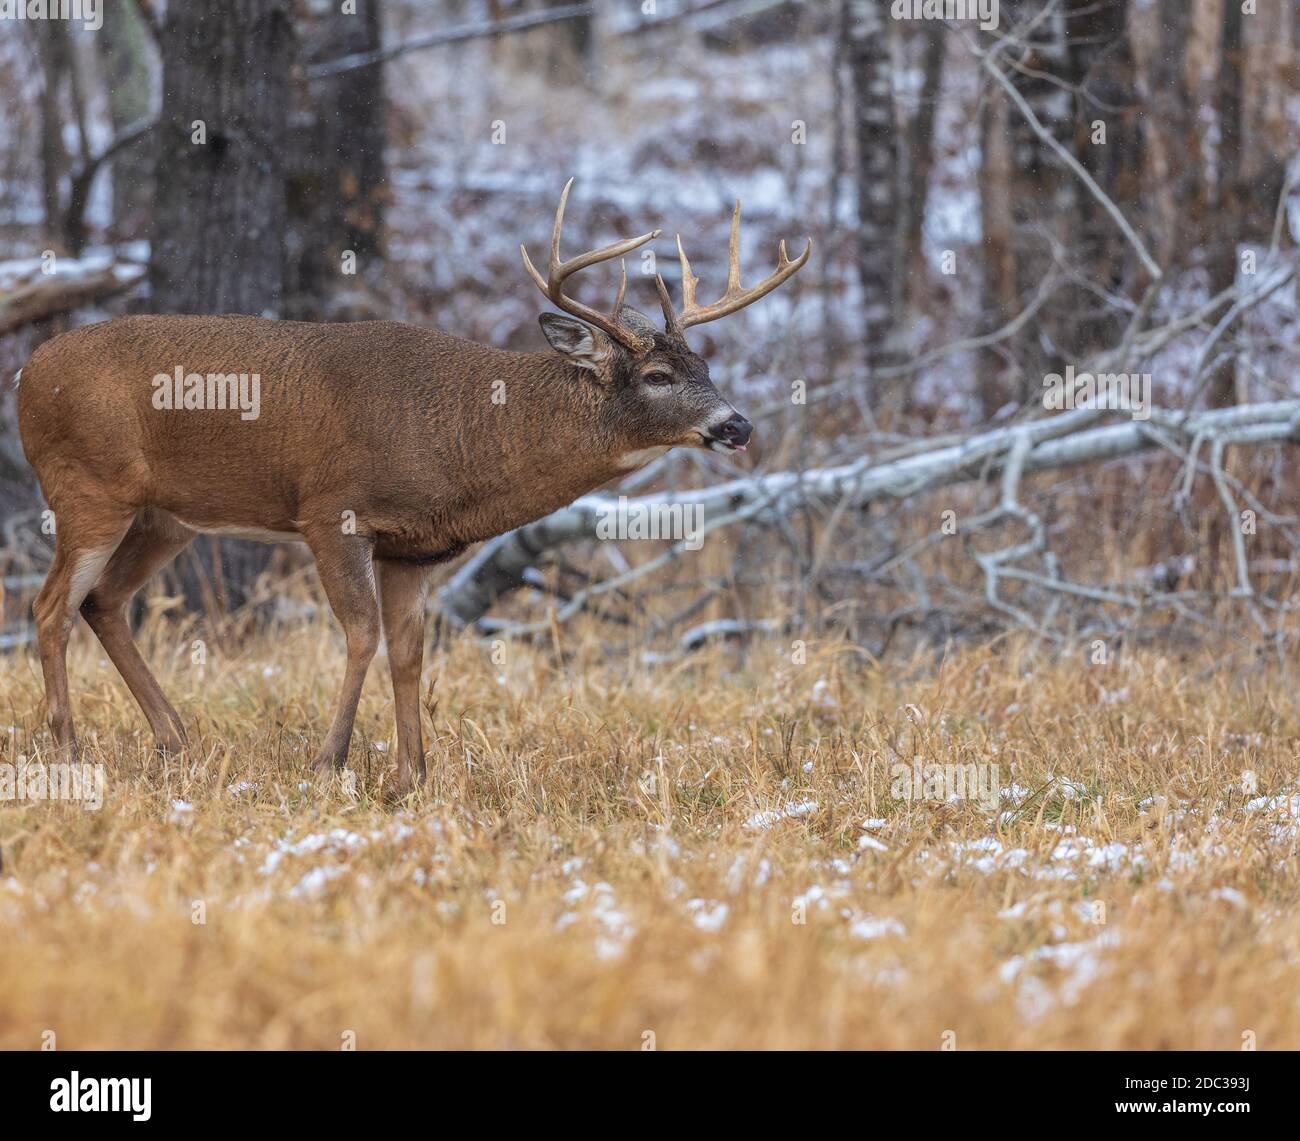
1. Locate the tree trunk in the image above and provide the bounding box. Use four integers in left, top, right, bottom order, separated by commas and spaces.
1143, 0, 1201, 267
844, 0, 904, 405
148, 0, 295, 612
1237, 0, 1290, 259
95, 0, 155, 240
33, 20, 71, 244
149, 0, 293, 316
1207, 0, 1244, 408
900, 24, 944, 311
978, 88, 1017, 419
287, 0, 387, 316
1064, 0, 1140, 357
1004, 0, 1074, 392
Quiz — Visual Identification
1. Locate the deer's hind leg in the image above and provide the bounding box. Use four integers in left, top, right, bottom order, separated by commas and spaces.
32, 499, 135, 754
79, 509, 196, 754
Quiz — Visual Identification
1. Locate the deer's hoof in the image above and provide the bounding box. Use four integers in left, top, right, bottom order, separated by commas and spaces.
310, 748, 347, 775
155, 734, 187, 758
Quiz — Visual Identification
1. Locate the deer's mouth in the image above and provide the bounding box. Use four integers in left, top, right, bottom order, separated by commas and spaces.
698, 430, 747, 453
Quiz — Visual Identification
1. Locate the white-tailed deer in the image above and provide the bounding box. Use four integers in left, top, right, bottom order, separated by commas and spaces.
17, 179, 811, 790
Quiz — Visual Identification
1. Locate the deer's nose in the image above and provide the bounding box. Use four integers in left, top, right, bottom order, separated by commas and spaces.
714, 412, 753, 448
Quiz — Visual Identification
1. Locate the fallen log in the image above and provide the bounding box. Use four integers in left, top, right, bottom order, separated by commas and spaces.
435, 400, 1300, 628
0, 257, 146, 338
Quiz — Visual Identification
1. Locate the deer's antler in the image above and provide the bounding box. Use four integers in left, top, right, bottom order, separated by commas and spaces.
659, 200, 812, 335
521, 178, 661, 352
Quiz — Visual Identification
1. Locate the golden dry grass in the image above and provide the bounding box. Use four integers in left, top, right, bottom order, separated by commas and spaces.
2, 608, 1300, 1050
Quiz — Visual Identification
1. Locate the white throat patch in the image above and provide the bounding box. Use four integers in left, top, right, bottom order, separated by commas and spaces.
617, 446, 671, 471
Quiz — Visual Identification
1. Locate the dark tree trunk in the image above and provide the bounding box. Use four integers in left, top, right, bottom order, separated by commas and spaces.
845, 0, 904, 404
33, 21, 71, 243
287, 0, 387, 316
148, 0, 295, 612
1207, 0, 1245, 408
1064, 0, 1140, 357
1144, 0, 1201, 267
1238, 0, 1291, 252
978, 89, 1017, 420
1004, 0, 1074, 392
900, 24, 945, 311
95, 0, 155, 240
149, 0, 293, 316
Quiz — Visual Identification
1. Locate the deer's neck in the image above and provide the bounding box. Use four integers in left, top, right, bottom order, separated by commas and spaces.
441, 353, 632, 542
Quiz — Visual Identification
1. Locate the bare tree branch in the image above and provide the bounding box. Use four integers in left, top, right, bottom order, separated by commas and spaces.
308, 3, 595, 78
63, 117, 157, 255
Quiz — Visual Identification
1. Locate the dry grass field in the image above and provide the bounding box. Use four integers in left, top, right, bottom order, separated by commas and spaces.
2, 606, 1300, 1050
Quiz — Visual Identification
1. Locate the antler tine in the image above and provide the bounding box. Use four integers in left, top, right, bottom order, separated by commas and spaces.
654, 273, 684, 340
547, 176, 574, 284
611, 258, 627, 319
726, 200, 742, 294
675, 234, 699, 313
520, 177, 661, 351
671, 198, 813, 330
554, 230, 660, 282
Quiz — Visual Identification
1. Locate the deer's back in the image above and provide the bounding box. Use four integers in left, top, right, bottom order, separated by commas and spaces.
17, 313, 516, 526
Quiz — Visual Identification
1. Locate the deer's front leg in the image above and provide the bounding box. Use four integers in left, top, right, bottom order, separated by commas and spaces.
304, 527, 380, 774
376, 559, 431, 790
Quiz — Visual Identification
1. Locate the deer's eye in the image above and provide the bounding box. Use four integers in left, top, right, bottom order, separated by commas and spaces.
641, 369, 675, 386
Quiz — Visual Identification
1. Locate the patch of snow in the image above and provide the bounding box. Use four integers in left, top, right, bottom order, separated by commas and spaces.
744, 798, 819, 831
685, 899, 729, 932
849, 915, 906, 940
288, 865, 347, 899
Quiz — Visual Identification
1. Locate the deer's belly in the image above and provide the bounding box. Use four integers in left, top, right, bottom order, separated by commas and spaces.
173, 518, 304, 544
372, 535, 468, 565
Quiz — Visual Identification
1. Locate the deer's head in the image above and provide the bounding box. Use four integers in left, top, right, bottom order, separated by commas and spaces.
522, 179, 811, 459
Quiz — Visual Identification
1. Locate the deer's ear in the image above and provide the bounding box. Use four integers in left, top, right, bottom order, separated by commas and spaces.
539, 314, 612, 375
